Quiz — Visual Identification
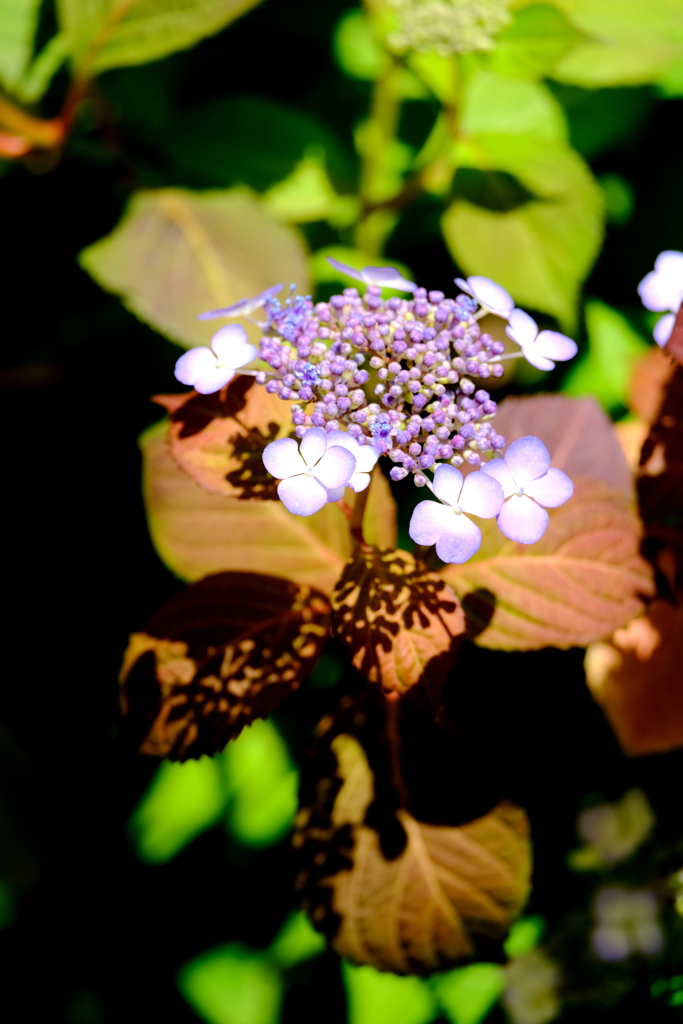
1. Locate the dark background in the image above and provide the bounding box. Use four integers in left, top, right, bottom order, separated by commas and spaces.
1, 1, 683, 1020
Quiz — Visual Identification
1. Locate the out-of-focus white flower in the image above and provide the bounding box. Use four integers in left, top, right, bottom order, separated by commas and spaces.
638, 250, 683, 347
569, 788, 655, 870
502, 949, 560, 1024
455, 275, 514, 318
325, 431, 380, 492
505, 308, 578, 370
326, 257, 416, 292
592, 887, 664, 962
174, 325, 258, 394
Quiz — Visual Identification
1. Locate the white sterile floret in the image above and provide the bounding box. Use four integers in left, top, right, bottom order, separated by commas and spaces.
174, 324, 258, 395
327, 256, 416, 293
637, 250, 683, 346
262, 427, 356, 516
481, 436, 573, 545
197, 284, 283, 321
505, 309, 578, 371
409, 463, 504, 564
592, 888, 664, 962
454, 275, 514, 318
325, 431, 380, 492
570, 788, 655, 870
503, 949, 561, 1024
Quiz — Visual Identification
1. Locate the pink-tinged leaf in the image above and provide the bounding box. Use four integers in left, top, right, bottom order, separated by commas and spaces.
442, 479, 654, 651
140, 418, 352, 594
491, 394, 633, 494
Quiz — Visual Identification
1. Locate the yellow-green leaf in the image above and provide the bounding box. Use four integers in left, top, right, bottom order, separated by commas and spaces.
487, 5, 584, 80
58, 0, 265, 76
79, 188, 309, 349
442, 479, 654, 651
141, 418, 351, 592
0, 0, 42, 91
178, 944, 282, 1024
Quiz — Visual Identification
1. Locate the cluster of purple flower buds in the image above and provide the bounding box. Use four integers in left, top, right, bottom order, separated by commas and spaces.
175, 259, 578, 562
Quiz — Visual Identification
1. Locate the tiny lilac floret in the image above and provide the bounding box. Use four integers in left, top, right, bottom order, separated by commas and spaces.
327, 256, 416, 293
409, 463, 504, 564
174, 324, 258, 394
262, 427, 356, 516
325, 430, 380, 492
638, 250, 683, 346
505, 308, 578, 371
197, 284, 283, 321
454, 276, 514, 319
481, 435, 573, 544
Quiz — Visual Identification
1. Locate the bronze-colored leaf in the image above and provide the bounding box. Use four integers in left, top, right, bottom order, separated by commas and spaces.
638, 363, 683, 530
141, 418, 352, 593
293, 692, 531, 974
331, 548, 465, 696
628, 346, 676, 424
442, 479, 654, 651
664, 304, 683, 366
362, 470, 398, 551
585, 598, 683, 756
120, 572, 330, 759
154, 377, 294, 498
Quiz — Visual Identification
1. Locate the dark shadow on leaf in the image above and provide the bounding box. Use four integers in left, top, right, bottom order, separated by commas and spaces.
461, 588, 497, 639
224, 423, 282, 499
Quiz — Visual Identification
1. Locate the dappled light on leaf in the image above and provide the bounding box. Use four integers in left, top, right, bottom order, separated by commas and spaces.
331, 548, 465, 696
178, 943, 282, 1024
120, 572, 329, 759
442, 479, 653, 650
343, 962, 438, 1024
293, 692, 531, 973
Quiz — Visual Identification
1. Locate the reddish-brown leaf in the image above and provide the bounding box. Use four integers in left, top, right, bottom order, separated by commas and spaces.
331, 548, 465, 696
120, 572, 330, 759
585, 599, 683, 756
638, 364, 683, 530
664, 304, 683, 366
628, 346, 676, 424
442, 479, 654, 651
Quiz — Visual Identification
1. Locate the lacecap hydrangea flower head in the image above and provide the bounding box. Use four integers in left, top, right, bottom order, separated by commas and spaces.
176, 260, 578, 561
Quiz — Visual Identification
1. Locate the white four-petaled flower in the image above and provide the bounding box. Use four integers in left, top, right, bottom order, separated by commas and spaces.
592, 888, 664, 962
481, 436, 573, 545
409, 464, 504, 564
455, 275, 515, 318
326, 256, 416, 293
174, 324, 258, 395
197, 284, 283, 321
505, 309, 578, 371
637, 250, 683, 346
325, 431, 380, 492
262, 427, 356, 516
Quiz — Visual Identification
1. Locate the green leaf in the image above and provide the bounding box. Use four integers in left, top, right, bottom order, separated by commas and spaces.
15, 33, 70, 103
333, 9, 390, 81
547, 0, 683, 86
178, 945, 282, 1024
128, 756, 225, 864
431, 964, 505, 1024
79, 187, 310, 349
562, 301, 650, 413
443, 134, 603, 329
487, 4, 584, 80
343, 962, 439, 1024
0, 0, 42, 91
221, 719, 299, 847
459, 70, 567, 141
552, 84, 653, 160
263, 152, 360, 227
57, 0, 266, 76
266, 912, 326, 969
503, 916, 546, 958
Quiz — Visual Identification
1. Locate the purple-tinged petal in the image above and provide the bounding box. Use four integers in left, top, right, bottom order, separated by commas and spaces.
409, 499, 454, 546
655, 249, 683, 277
460, 470, 504, 519
174, 347, 216, 386
454, 277, 472, 296
314, 446, 356, 489
326, 257, 364, 283
210, 324, 256, 366
300, 427, 328, 467
348, 472, 371, 493
197, 285, 283, 320
592, 926, 630, 962
466, 276, 514, 318
524, 468, 573, 508
521, 346, 555, 371
433, 463, 463, 506
535, 330, 578, 362
278, 475, 327, 516
325, 486, 345, 502
497, 494, 549, 544
505, 435, 550, 486
361, 266, 416, 292
193, 367, 236, 394
435, 513, 482, 564
654, 313, 675, 346
506, 308, 538, 348
637, 270, 673, 312
326, 430, 379, 474
480, 459, 516, 498
262, 437, 306, 480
